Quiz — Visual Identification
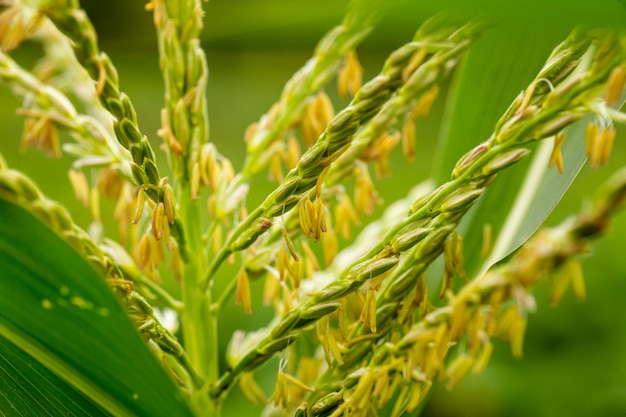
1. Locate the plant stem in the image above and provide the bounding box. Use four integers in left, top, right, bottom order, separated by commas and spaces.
179, 185, 218, 416
202, 206, 265, 291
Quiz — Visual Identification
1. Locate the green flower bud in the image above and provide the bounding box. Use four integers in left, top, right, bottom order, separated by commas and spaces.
300, 302, 340, 320
269, 310, 301, 339
311, 392, 342, 416
230, 218, 272, 251
483, 148, 530, 175
143, 160, 160, 186
440, 188, 483, 213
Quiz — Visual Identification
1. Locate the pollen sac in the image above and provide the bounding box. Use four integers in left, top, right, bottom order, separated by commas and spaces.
605, 66, 625, 105
338, 50, 363, 98
236, 268, 252, 314
151, 202, 165, 240
163, 185, 176, 224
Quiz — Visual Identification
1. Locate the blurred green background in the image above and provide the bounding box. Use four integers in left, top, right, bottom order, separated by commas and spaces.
2, 1, 626, 416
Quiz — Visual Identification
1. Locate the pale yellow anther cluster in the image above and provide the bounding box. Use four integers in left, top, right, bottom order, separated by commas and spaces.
293, 29, 626, 417
299, 197, 329, 242
0, 3, 43, 52
302, 93, 336, 147
586, 122, 616, 168
313, 186, 622, 416
338, 50, 364, 99
3, 1, 626, 415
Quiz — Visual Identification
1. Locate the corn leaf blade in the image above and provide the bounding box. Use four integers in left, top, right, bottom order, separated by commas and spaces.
0, 335, 110, 416
0, 198, 194, 417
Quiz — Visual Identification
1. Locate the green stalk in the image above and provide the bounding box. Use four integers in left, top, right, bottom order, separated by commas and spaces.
178, 185, 219, 416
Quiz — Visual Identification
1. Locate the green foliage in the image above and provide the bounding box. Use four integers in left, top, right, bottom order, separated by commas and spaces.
0, 198, 194, 416
1, 1, 626, 417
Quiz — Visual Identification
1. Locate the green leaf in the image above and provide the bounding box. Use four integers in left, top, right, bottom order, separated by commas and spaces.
430, 22, 593, 280
0, 336, 109, 416
0, 198, 195, 417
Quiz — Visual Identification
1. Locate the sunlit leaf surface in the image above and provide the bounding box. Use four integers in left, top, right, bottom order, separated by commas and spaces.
0, 198, 194, 417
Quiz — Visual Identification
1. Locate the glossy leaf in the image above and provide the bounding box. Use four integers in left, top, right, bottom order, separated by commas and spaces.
0, 198, 195, 417
0, 336, 109, 416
